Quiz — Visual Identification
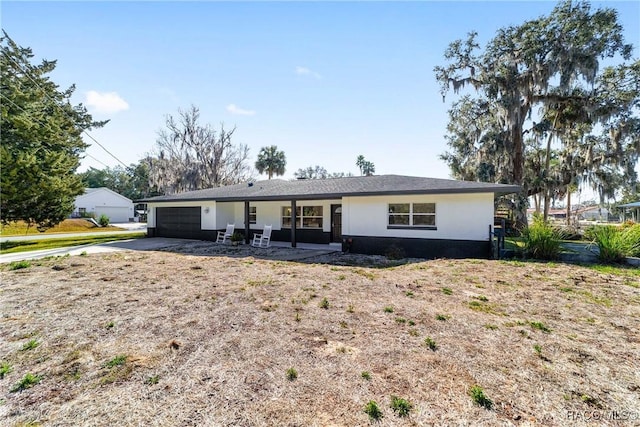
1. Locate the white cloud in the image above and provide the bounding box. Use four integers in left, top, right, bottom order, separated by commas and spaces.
85, 91, 129, 114
295, 66, 322, 79
226, 104, 256, 116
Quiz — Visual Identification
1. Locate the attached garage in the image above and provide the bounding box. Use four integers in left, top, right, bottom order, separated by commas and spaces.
155, 207, 201, 239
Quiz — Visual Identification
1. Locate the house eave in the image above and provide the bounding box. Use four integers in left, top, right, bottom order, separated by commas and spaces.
139, 186, 521, 204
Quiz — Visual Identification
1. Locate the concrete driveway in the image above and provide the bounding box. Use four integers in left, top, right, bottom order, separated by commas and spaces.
0, 237, 197, 264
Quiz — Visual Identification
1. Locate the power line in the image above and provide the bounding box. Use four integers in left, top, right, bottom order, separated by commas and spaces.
1, 92, 111, 168
2, 50, 130, 168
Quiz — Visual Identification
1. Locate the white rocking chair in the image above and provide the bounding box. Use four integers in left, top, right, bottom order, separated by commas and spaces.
216, 224, 235, 243
251, 225, 272, 248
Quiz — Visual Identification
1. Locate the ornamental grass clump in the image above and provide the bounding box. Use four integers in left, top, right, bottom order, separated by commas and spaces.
521, 214, 564, 260
590, 225, 640, 264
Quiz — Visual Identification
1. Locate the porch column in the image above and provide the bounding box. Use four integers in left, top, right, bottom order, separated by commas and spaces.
291, 200, 297, 248
244, 201, 250, 244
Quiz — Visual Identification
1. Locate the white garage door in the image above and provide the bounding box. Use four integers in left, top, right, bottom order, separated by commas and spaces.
95, 206, 131, 223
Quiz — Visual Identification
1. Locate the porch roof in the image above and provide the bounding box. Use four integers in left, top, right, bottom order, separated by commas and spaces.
139, 175, 521, 203
618, 201, 640, 208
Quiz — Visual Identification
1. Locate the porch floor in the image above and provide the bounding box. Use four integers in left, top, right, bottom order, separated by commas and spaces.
268, 241, 343, 252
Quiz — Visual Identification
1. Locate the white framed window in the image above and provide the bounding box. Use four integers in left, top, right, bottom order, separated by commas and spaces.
282, 206, 323, 229
388, 203, 436, 229
249, 206, 257, 224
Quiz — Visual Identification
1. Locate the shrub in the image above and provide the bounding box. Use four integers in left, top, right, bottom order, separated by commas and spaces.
521, 214, 564, 260
622, 224, 640, 258
361, 371, 371, 380
469, 385, 493, 409
424, 337, 437, 351
390, 395, 413, 417
385, 245, 406, 260
364, 400, 383, 421
98, 214, 110, 227
319, 297, 329, 309
286, 367, 298, 381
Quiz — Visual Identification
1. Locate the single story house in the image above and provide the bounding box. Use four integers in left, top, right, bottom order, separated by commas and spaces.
72, 188, 135, 223
140, 175, 520, 258
618, 201, 640, 222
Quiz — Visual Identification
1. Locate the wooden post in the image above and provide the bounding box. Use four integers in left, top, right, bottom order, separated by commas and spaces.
291, 200, 297, 248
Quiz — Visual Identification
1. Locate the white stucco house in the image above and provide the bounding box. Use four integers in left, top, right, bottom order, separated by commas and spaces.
140, 175, 520, 258
73, 188, 134, 223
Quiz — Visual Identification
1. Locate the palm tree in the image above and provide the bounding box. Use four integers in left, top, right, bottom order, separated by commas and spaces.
255, 145, 286, 179
356, 155, 375, 176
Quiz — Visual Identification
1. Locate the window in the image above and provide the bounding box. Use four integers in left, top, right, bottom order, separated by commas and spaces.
388, 203, 436, 229
249, 206, 257, 224
282, 206, 323, 228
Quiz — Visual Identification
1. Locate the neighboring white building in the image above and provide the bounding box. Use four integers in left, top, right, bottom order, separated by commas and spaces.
141, 175, 520, 259
576, 205, 610, 222
73, 188, 134, 223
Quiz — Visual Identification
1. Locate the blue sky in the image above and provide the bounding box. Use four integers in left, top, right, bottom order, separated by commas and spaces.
3, 1, 639, 181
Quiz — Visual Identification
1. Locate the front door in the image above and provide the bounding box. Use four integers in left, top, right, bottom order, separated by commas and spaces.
331, 204, 342, 242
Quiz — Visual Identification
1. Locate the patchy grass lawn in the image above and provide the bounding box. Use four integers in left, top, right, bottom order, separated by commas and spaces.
0, 233, 146, 254
0, 219, 124, 236
0, 251, 638, 426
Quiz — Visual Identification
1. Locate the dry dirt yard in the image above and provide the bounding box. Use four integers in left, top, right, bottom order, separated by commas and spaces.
1, 244, 639, 427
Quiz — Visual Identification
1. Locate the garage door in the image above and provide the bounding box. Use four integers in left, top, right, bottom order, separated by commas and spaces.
156, 207, 201, 239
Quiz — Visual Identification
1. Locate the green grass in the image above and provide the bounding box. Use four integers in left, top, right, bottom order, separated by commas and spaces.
441, 287, 453, 295
361, 371, 372, 380
0, 219, 127, 236
145, 375, 160, 385
529, 321, 552, 333
586, 264, 640, 278
10, 373, 42, 392
8, 260, 31, 270
21, 339, 39, 351
0, 361, 12, 379
1, 233, 146, 254
104, 355, 127, 368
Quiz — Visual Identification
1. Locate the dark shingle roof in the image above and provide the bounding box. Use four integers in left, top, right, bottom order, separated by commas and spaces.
140, 175, 521, 203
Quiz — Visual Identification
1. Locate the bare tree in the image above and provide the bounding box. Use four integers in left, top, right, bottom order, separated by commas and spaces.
148, 106, 253, 194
